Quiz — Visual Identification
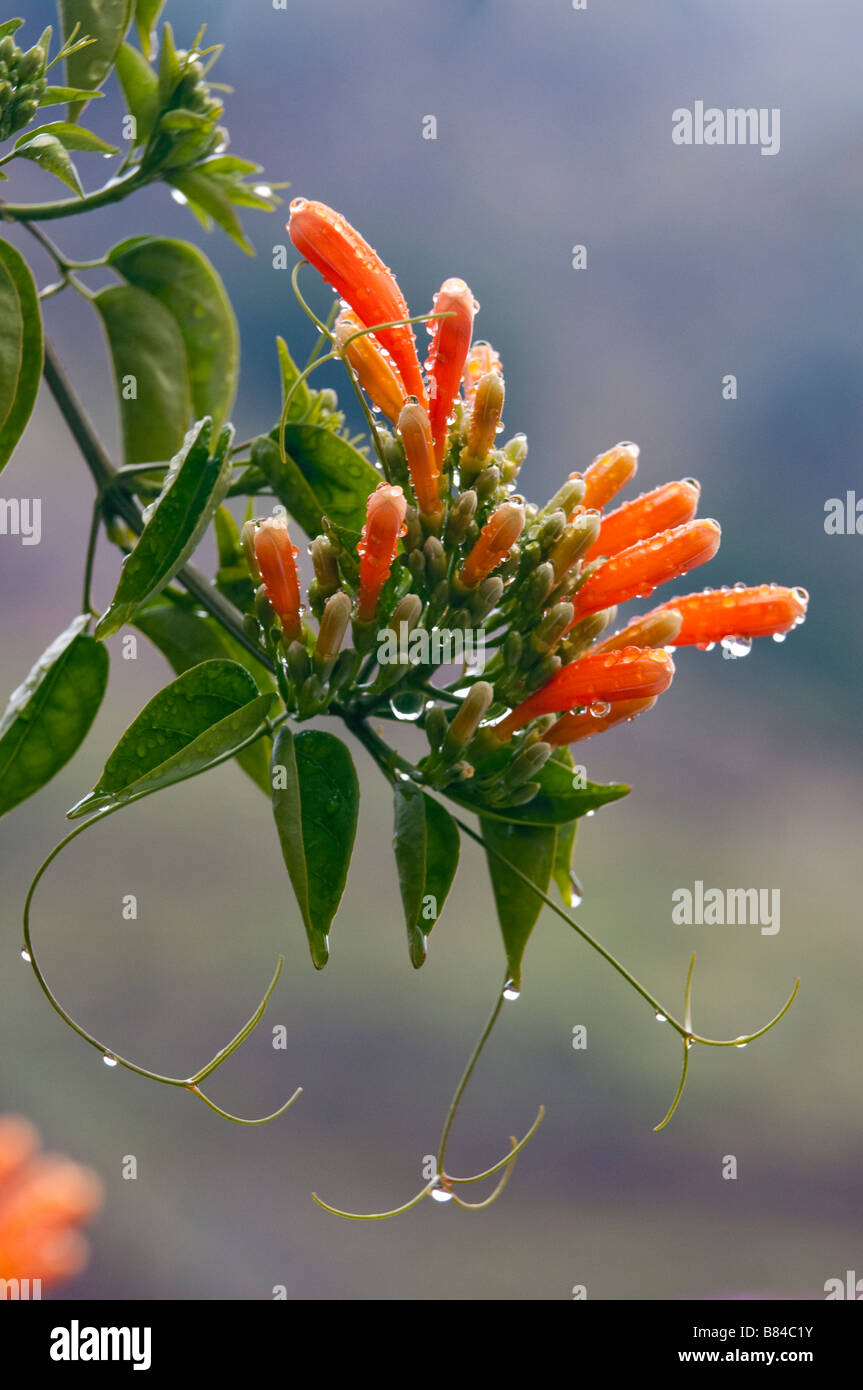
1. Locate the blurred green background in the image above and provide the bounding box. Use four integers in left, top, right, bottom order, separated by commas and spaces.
1, 0, 860, 1300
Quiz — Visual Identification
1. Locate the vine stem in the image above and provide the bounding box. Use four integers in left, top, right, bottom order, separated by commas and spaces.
0, 168, 150, 222
20, 719, 301, 1124
40, 338, 275, 675
437, 981, 505, 1173
343, 715, 799, 1053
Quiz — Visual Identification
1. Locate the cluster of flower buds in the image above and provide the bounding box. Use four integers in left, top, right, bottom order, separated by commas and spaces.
0, 30, 47, 141
240, 199, 810, 799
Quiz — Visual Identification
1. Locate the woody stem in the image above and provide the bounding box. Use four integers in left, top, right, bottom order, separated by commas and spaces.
41, 339, 275, 675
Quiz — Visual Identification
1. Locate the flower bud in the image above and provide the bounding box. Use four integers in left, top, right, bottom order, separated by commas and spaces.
543, 474, 585, 517
334, 307, 406, 423
569, 519, 722, 624
547, 696, 658, 747
474, 463, 501, 501
584, 479, 701, 563
356, 483, 408, 621
462, 340, 502, 403
423, 535, 447, 585
457, 501, 525, 589
288, 198, 427, 405
494, 646, 674, 740
580, 442, 640, 513
593, 608, 683, 654
504, 741, 553, 787
530, 601, 575, 656
504, 632, 522, 666
386, 592, 424, 635
522, 561, 555, 610
253, 517, 302, 640
425, 704, 450, 750
653, 583, 809, 646
538, 510, 567, 548
315, 591, 352, 662
470, 575, 504, 620
311, 534, 340, 596
548, 510, 602, 581
398, 399, 443, 520
445, 489, 477, 544
443, 681, 494, 754
241, 520, 262, 582
426, 278, 476, 463
461, 371, 505, 478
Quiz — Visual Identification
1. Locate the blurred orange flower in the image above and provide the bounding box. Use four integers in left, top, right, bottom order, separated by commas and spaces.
0, 1115, 102, 1291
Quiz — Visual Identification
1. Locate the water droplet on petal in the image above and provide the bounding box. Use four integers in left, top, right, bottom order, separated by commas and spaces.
171, 188, 188, 206
720, 635, 752, 660
772, 632, 786, 643
589, 699, 611, 718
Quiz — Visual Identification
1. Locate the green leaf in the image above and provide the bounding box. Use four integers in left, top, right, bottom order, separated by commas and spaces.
135, 0, 164, 60
93, 281, 191, 464
14, 133, 83, 196
68, 659, 273, 817
254, 424, 380, 539
447, 752, 629, 827
156, 20, 180, 105
133, 597, 275, 795
95, 417, 233, 638
38, 85, 105, 106
114, 41, 159, 144
14, 121, 118, 153
107, 236, 239, 430
0, 616, 109, 818
270, 726, 359, 970
481, 818, 556, 991
0, 20, 24, 40
276, 336, 312, 422
167, 169, 254, 255
392, 781, 459, 968
548, 748, 579, 905
60, 0, 134, 119
0, 238, 43, 474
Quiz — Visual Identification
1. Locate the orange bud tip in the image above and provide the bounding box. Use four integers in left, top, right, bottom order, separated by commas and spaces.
655, 583, 809, 647
462, 339, 502, 404
458, 501, 525, 589
584, 479, 701, 563
334, 307, 407, 424
496, 646, 674, 741
398, 400, 442, 517
579, 442, 639, 513
569, 518, 721, 624
288, 198, 426, 406
253, 517, 303, 640
357, 483, 408, 622
425, 278, 477, 464
547, 696, 658, 747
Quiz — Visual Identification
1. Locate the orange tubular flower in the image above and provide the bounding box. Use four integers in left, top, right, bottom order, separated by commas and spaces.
0, 1115, 102, 1288
462, 339, 502, 404
426, 278, 476, 463
254, 517, 303, 640
577, 442, 640, 514
288, 198, 427, 406
357, 483, 408, 621
569, 518, 721, 625
457, 500, 525, 589
398, 400, 442, 519
583, 479, 701, 563
334, 308, 407, 423
654, 583, 809, 646
495, 646, 674, 740
547, 696, 658, 747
